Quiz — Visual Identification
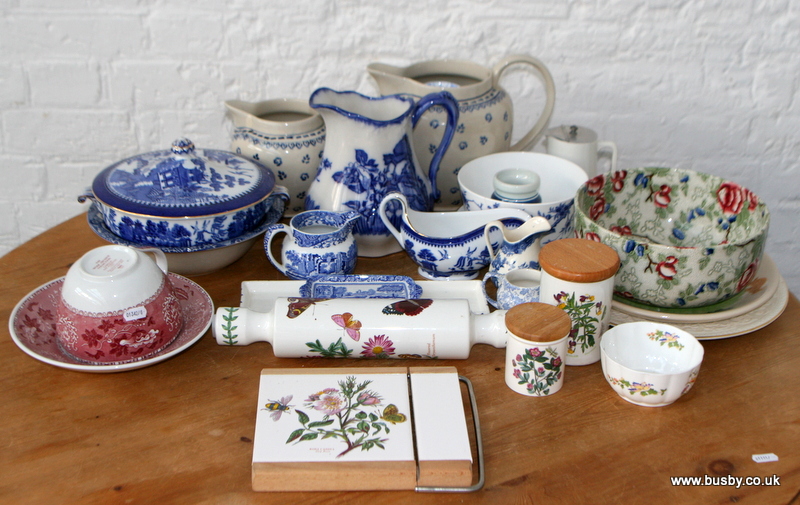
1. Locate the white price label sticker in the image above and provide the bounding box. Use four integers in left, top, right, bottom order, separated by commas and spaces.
752, 453, 779, 463
124, 306, 147, 322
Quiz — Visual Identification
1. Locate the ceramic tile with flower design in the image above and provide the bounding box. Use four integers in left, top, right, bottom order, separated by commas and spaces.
251, 367, 473, 491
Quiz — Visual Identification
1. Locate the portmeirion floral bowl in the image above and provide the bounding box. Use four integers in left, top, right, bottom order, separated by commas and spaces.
378, 192, 530, 280
574, 167, 769, 309
458, 152, 588, 245
600, 321, 704, 407
79, 138, 288, 248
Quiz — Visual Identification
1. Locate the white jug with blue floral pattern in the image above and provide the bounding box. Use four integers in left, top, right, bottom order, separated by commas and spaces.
485, 216, 552, 275
304, 88, 459, 257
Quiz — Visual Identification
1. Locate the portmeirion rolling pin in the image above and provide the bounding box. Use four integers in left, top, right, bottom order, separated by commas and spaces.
213, 297, 509, 359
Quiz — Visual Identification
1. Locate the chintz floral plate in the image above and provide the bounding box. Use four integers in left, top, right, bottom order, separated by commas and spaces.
612, 255, 780, 323
9, 274, 213, 372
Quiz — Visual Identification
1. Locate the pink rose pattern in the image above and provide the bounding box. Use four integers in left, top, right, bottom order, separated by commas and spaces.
653, 185, 672, 208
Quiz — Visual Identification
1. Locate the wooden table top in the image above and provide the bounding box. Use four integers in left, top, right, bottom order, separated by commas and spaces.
2, 214, 799, 505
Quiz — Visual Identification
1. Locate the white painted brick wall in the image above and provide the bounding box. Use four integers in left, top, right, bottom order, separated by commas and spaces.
2, 0, 799, 296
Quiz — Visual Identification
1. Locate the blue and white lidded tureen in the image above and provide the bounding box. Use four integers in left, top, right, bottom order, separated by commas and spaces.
80, 138, 288, 248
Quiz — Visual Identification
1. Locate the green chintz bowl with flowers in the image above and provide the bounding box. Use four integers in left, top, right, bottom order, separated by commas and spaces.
573, 167, 769, 309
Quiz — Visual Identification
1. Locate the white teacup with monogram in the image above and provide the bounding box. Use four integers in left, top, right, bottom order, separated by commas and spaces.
56, 245, 183, 364
482, 268, 541, 310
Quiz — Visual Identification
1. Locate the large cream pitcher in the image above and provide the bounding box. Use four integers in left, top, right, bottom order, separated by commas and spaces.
224, 99, 325, 216
368, 55, 556, 210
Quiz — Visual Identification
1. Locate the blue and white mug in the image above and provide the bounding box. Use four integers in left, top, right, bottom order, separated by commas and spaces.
264, 210, 359, 280
482, 268, 541, 310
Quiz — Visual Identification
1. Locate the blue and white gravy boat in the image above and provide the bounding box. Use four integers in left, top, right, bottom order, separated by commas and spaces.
378, 192, 530, 280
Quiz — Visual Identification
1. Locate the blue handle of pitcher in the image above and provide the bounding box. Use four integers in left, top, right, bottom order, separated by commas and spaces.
412, 91, 459, 204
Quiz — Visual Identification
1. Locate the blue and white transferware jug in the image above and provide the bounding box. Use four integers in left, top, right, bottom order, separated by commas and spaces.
485, 216, 552, 275
264, 209, 360, 280
304, 88, 459, 257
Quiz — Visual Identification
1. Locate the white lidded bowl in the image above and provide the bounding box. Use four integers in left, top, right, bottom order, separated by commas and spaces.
458, 152, 588, 244
600, 321, 704, 407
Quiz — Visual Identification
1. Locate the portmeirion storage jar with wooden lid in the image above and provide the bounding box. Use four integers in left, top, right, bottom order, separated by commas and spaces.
504, 302, 572, 396
538, 238, 620, 366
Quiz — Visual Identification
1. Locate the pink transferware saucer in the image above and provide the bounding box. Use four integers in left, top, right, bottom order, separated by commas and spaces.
9, 273, 213, 373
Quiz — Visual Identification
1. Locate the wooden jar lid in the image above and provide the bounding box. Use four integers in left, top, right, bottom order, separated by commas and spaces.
538, 238, 620, 283
505, 303, 572, 343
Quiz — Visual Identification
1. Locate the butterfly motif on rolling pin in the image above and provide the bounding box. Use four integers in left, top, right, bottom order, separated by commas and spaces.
382, 299, 433, 316
331, 312, 362, 341
286, 298, 317, 319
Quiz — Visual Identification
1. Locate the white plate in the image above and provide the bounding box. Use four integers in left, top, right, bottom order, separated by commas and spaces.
612, 255, 780, 323
240, 279, 490, 314
610, 276, 789, 340
9, 274, 213, 372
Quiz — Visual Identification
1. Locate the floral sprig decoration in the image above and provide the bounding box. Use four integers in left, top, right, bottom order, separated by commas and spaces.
511, 347, 563, 396
286, 376, 406, 458
647, 329, 685, 350
555, 291, 602, 354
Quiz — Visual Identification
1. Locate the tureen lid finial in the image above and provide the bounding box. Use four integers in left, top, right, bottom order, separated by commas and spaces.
171, 138, 195, 155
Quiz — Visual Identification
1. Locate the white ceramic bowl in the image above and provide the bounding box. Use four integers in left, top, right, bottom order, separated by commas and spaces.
458, 152, 588, 244
573, 167, 770, 308
600, 321, 704, 407
61, 245, 168, 312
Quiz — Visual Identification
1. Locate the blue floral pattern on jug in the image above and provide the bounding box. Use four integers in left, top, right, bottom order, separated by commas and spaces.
283, 242, 358, 279
264, 209, 360, 280
306, 137, 431, 239
305, 88, 460, 256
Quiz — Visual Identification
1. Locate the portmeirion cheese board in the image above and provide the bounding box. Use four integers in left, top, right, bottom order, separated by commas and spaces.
251, 366, 483, 492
